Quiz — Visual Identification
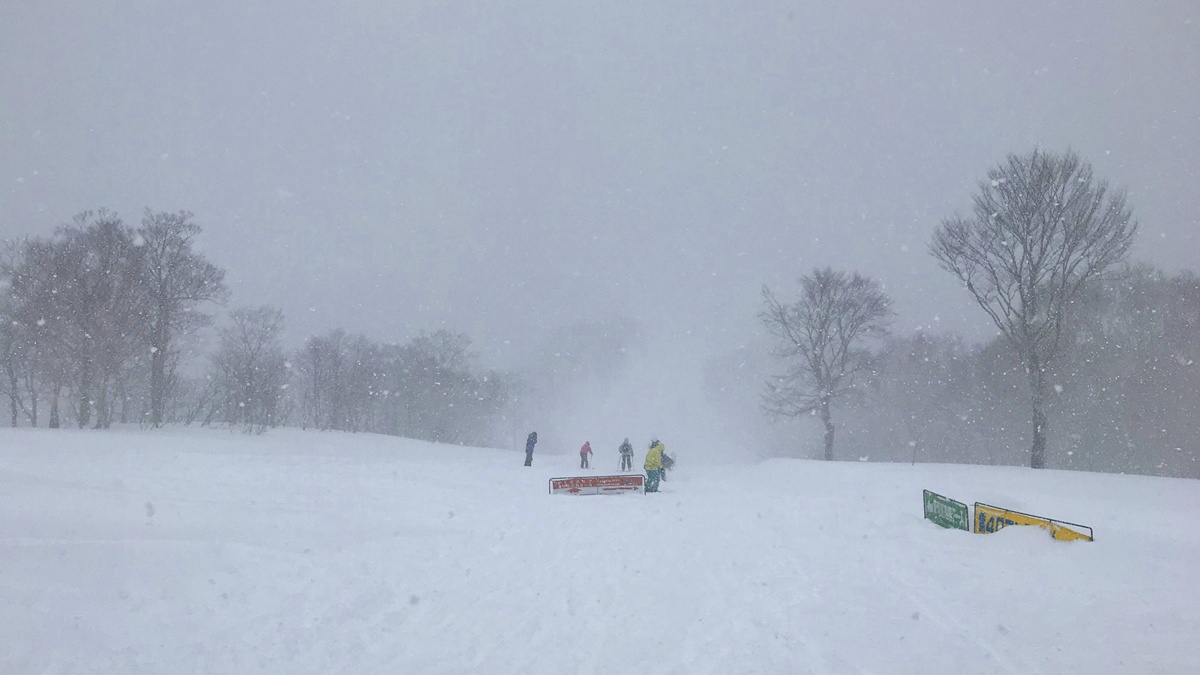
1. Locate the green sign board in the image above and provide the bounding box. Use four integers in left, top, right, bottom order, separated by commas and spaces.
923, 489, 970, 531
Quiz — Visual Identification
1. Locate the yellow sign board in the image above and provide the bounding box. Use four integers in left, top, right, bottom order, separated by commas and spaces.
974, 502, 1093, 542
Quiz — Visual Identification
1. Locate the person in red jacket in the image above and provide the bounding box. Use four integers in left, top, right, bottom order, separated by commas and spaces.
579, 441, 593, 469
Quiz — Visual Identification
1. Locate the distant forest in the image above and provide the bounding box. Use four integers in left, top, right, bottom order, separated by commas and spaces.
0, 209, 504, 445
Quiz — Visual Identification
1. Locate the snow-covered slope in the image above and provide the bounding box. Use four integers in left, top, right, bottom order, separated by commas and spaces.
2, 427, 1197, 674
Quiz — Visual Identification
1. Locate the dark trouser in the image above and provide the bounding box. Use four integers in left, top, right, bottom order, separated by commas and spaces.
645, 469, 661, 492
580, 455, 589, 469
620, 454, 632, 471
524, 452, 532, 466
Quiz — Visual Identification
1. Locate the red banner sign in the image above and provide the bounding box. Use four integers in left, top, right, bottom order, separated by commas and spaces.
549, 474, 645, 495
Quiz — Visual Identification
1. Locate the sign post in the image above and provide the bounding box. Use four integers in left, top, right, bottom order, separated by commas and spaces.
549, 474, 645, 495
922, 489, 970, 531
974, 502, 1093, 541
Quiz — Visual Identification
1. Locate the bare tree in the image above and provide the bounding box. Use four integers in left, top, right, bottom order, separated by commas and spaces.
76, 215, 148, 428
0, 301, 26, 427
295, 329, 350, 431
929, 149, 1137, 469
208, 306, 288, 432
0, 241, 32, 426
139, 210, 228, 427
760, 268, 893, 460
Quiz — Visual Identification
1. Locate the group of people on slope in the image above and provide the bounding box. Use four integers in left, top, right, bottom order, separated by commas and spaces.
523, 431, 673, 493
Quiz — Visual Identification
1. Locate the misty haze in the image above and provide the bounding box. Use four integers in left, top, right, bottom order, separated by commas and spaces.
2, 2, 1198, 673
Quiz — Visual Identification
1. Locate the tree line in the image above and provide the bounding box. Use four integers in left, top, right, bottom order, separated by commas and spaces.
820, 264, 1199, 477
0, 210, 507, 443
3, 148, 1194, 478
756, 148, 1198, 476
1, 209, 226, 429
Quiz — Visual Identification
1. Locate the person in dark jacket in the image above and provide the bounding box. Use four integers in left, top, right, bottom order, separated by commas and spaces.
580, 441, 593, 469
524, 431, 537, 467
619, 438, 634, 471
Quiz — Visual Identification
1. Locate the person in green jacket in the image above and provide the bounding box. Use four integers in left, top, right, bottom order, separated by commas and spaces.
644, 439, 665, 493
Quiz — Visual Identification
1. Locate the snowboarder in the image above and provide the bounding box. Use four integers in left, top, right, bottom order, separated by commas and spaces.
524, 431, 537, 467
619, 437, 634, 471
580, 441, 593, 469
644, 438, 665, 493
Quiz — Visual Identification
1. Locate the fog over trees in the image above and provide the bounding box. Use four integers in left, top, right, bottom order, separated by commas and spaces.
813, 263, 1200, 477
0, 146, 1194, 479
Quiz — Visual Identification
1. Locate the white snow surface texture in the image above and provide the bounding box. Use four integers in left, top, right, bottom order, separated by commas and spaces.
2, 427, 1197, 674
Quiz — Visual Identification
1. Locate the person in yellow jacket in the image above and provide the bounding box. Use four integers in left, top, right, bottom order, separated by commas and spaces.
644, 439, 666, 493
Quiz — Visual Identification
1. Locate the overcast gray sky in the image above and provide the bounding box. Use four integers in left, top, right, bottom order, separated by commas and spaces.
3, 1, 1197, 368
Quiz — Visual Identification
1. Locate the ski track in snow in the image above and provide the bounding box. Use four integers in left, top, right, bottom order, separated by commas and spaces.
1, 427, 1198, 674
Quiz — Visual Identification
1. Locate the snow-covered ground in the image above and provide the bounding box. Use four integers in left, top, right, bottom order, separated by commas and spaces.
2, 427, 1197, 674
